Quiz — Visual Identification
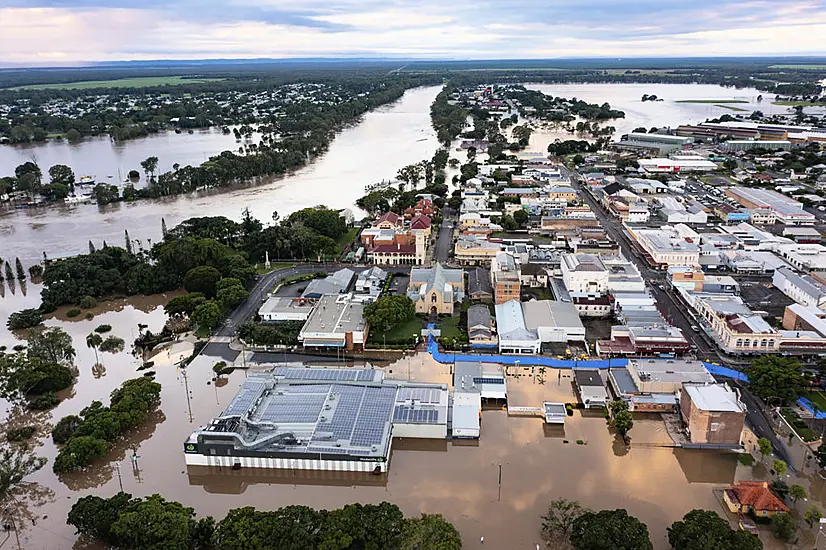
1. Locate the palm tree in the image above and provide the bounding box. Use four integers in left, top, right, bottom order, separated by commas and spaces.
86, 333, 102, 364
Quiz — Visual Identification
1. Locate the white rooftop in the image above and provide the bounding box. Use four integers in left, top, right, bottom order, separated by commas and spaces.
684, 383, 744, 413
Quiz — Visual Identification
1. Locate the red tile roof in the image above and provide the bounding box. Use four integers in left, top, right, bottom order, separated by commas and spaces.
370, 243, 417, 255
373, 211, 401, 226
726, 481, 789, 513
410, 214, 431, 230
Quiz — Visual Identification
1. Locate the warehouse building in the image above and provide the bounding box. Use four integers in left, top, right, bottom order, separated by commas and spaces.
721, 140, 792, 152
298, 294, 368, 350
725, 187, 815, 225
184, 367, 449, 473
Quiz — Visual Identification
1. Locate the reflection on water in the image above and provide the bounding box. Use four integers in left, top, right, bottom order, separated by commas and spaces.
673, 449, 738, 484
188, 466, 389, 494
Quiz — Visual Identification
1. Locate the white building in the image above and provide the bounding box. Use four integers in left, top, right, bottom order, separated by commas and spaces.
560, 253, 608, 294
258, 296, 315, 322
772, 267, 826, 308
522, 300, 586, 342
298, 294, 368, 350
628, 225, 700, 268
573, 369, 608, 408
639, 157, 718, 173
495, 299, 541, 354
354, 267, 388, 299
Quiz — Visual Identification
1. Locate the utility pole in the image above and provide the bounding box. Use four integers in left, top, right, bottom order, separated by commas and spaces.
181, 368, 193, 422
497, 463, 502, 502
113, 461, 124, 492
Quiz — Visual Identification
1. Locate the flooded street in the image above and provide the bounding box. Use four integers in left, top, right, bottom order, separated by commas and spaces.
0, 301, 812, 550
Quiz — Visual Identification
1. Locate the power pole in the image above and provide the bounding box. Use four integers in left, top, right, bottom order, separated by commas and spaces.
181, 368, 193, 422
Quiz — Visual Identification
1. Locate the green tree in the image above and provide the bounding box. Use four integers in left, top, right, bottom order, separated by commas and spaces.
570, 509, 652, 550
51, 415, 81, 444
65, 129, 82, 143
772, 458, 787, 479
86, 333, 103, 364
192, 300, 222, 332
364, 295, 416, 331
748, 356, 808, 405
770, 512, 795, 541
93, 183, 120, 205
7, 309, 43, 331
541, 498, 589, 544
789, 483, 806, 506
758, 437, 772, 460
141, 156, 159, 181
99, 336, 125, 354
804, 504, 822, 527
217, 284, 249, 310
614, 410, 633, 438
0, 444, 47, 513
67, 492, 135, 544
48, 164, 75, 187
513, 209, 528, 226
27, 327, 76, 368
184, 266, 222, 298
165, 293, 207, 317
321, 502, 406, 549
53, 435, 109, 473
668, 509, 763, 550
110, 494, 197, 550
400, 513, 462, 550
0, 354, 74, 399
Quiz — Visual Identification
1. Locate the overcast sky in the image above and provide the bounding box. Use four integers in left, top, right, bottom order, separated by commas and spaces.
2, 0, 825, 64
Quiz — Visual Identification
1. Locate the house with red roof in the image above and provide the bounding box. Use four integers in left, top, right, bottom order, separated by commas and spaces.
372, 211, 403, 230
410, 214, 432, 238
724, 481, 789, 518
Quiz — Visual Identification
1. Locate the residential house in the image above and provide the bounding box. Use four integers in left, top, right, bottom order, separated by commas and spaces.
467, 267, 493, 302
354, 267, 387, 299
724, 481, 789, 518
520, 263, 549, 288
468, 304, 497, 348
573, 369, 608, 408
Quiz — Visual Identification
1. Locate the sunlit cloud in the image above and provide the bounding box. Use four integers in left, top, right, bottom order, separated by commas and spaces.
1, 0, 825, 65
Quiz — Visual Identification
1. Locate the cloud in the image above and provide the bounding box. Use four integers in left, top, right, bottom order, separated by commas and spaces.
1, 0, 825, 64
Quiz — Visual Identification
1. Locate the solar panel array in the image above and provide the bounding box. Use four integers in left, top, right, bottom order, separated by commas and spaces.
396, 387, 442, 404
316, 385, 364, 442
473, 377, 505, 385
223, 378, 268, 417
259, 393, 327, 423
350, 387, 395, 447
393, 405, 438, 424
283, 384, 333, 393
273, 367, 375, 382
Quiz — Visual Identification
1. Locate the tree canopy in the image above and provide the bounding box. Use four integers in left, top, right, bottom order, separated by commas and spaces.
364, 295, 416, 331
668, 509, 763, 550
570, 509, 653, 550
748, 356, 808, 405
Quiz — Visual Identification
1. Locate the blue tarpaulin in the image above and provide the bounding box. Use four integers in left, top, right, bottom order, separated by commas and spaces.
702, 363, 749, 382
426, 334, 627, 369
797, 397, 826, 420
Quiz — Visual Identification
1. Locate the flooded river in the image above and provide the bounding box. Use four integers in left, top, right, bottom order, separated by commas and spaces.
0, 85, 441, 264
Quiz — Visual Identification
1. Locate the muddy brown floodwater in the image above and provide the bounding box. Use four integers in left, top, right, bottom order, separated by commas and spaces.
1, 280, 819, 550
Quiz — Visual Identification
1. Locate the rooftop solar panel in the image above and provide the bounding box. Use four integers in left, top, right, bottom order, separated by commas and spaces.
273, 367, 376, 382
223, 378, 268, 417
473, 377, 505, 385
393, 405, 438, 424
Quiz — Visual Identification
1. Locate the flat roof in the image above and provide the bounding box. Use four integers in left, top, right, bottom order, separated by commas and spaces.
522, 300, 584, 331
727, 187, 812, 218
627, 358, 715, 385
258, 296, 315, 315
610, 367, 639, 395
573, 368, 604, 388
684, 383, 744, 413
301, 294, 366, 335
191, 367, 448, 459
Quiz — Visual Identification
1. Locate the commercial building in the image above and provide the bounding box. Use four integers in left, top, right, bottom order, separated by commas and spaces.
560, 253, 608, 295
408, 263, 465, 315
354, 267, 388, 300
258, 296, 315, 322
467, 267, 494, 302
491, 252, 522, 305
721, 140, 792, 152
367, 232, 427, 266
680, 383, 745, 447
522, 299, 586, 342
782, 227, 822, 244
301, 268, 355, 300
597, 325, 691, 356
618, 132, 693, 154
573, 369, 608, 408
725, 187, 815, 225
608, 358, 715, 412
184, 367, 449, 472
454, 237, 502, 266
772, 267, 826, 308
685, 291, 779, 355
627, 226, 700, 268
656, 196, 709, 224
495, 299, 542, 354
298, 294, 368, 350
638, 158, 718, 173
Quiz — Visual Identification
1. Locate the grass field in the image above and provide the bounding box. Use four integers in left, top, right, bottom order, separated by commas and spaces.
773, 100, 826, 107
715, 104, 749, 112
10, 76, 224, 91
439, 316, 463, 339
369, 317, 422, 345
769, 64, 826, 70
675, 99, 749, 104
802, 390, 826, 412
